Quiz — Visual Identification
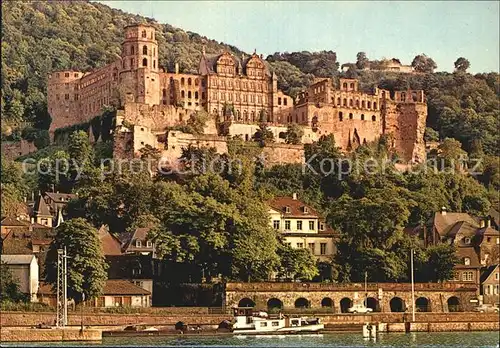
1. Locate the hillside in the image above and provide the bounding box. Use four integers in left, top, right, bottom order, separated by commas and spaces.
1, 1, 499, 157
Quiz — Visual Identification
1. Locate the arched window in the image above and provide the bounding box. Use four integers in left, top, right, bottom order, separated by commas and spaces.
243, 110, 248, 121
142, 58, 147, 67
337, 97, 341, 105
213, 108, 218, 115
321, 298, 334, 308
361, 114, 365, 120
339, 111, 343, 121
362, 100, 365, 108
251, 110, 255, 121
194, 91, 199, 99
294, 298, 310, 309
130, 58, 135, 67
238, 298, 255, 308
343, 82, 347, 89
267, 298, 283, 310
464, 257, 470, 265
340, 298, 352, 313
372, 115, 376, 121
131, 46, 135, 55
390, 297, 405, 312
356, 100, 360, 108
416, 297, 430, 312
181, 90, 185, 98
349, 99, 353, 106
367, 101, 372, 109
350, 83, 354, 89
153, 60, 156, 69
181, 78, 185, 86
349, 113, 353, 120
188, 78, 192, 86
447, 296, 461, 312
343, 98, 347, 106
195, 78, 199, 86
373, 102, 377, 110
143, 45, 148, 55
188, 91, 192, 99
142, 30, 147, 38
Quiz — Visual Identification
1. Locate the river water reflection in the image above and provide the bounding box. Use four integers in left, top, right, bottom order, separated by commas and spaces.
3, 332, 499, 347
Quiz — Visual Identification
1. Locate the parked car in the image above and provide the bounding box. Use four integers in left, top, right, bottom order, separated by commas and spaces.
474, 304, 499, 313
348, 304, 373, 314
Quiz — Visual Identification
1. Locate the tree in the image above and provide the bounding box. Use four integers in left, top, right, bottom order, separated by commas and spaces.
356, 52, 369, 70
0, 262, 26, 303
277, 244, 319, 281
424, 127, 440, 142
284, 124, 304, 145
45, 218, 108, 302
454, 57, 470, 73
415, 243, 458, 282
252, 123, 275, 147
411, 54, 437, 73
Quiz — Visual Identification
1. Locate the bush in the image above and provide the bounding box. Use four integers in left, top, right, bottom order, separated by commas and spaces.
0, 301, 54, 312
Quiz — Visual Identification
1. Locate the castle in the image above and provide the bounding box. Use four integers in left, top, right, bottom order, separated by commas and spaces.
47, 23, 427, 165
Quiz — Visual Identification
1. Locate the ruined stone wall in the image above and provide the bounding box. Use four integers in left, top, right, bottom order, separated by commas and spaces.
1, 140, 37, 160
160, 131, 228, 164
118, 103, 185, 131
262, 144, 304, 166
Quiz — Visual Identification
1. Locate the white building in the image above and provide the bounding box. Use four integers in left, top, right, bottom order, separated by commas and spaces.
1, 254, 39, 302
268, 194, 337, 262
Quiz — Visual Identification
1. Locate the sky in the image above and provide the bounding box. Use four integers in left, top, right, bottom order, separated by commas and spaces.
99, 1, 499, 73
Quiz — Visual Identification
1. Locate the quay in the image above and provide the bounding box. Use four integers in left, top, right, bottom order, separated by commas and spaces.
0, 327, 102, 342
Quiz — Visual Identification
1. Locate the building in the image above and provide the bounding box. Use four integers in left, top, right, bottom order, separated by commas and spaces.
480, 265, 499, 305
32, 193, 77, 227
1, 254, 39, 302
47, 23, 427, 165
38, 280, 151, 308
268, 193, 337, 262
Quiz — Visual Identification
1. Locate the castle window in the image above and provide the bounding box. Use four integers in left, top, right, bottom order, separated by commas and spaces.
356, 100, 360, 108
153, 60, 156, 68
343, 98, 347, 106
163, 89, 167, 97
251, 111, 255, 121
213, 108, 218, 115
367, 101, 371, 109
142, 30, 147, 38
362, 100, 365, 108
343, 82, 347, 89
278, 97, 282, 105
188, 78, 192, 86
131, 46, 135, 55
349, 99, 353, 106
153, 47, 155, 56
65, 72, 69, 77
143, 45, 148, 55
195, 91, 199, 99
181, 78, 185, 86
181, 90, 185, 98
373, 102, 377, 110
243, 110, 248, 121
372, 115, 376, 121
350, 83, 354, 89
284, 98, 287, 106
131, 58, 135, 67
361, 114, 365, 120
188, 91, 192, 98
201, 92, 205, 99
349, 113, 353, 120
142, 58, 147, 67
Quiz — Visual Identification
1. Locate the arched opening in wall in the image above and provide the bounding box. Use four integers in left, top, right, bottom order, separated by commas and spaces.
362, 100, 365, 108
361, 114, 365, 121
343, 98, 347, 106
238, 298, 255, 308
131, 46, 135, 55
143, 45, 148, 55
130, 58, 135, 68
356, 100, 360, 108
181, 78, 185, 86
349, 99, 353, 107
367, 101, 371, 109
188, 78, 192, 86
364, 297, 380, 312
251, 111, 255, 122
373, 102, 377, 110
447, 296, 461, 312
343, 83, 347, 89
416, 297, 430, 312
142, 30, 147, 38
162, 89, 167, 98
372, 115, 376, 121
340, 298, 352, 313
236, 110, 241, 120
267, 298, 283, 310
188, 91, 192, 99
294, 298, 310, 309
243, 110, 248, 121
349, 113, 353, 120
337, 97, 341, 105
278, 132, 286, 139
390, 297, 405, 312
181, 90, 185, 98
350, 83, 354, 89
339, 112, 343, 121
195, 91, 199, 99
142, 58, 147, 67
195, 78, 199, 86
321, 297, 334, 308
153, 60, 156, 69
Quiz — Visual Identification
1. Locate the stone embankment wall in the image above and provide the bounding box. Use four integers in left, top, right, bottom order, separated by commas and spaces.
1, 327, 102, 342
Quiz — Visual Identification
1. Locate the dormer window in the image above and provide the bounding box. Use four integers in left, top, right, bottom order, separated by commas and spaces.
285, 206, 290, 213
319, 223, 325, 231
464, 257, 470, 265
146, 241, 152, 248
303, 206, 309, 214
136, 240, 142, 248
464, 237, 471, 245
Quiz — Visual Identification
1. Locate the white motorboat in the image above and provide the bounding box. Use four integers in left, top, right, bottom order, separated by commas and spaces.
231, 307, 324, 335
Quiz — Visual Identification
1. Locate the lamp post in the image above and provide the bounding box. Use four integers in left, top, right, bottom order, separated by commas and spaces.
410, 248, 416, 322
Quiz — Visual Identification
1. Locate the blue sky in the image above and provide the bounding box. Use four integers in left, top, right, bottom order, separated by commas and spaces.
99, 1, 499, 73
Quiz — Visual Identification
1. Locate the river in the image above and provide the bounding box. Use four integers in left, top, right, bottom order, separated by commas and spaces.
2, 332, 499, 347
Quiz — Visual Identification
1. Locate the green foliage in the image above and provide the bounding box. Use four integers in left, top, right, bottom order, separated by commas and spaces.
0, 262, 27, 303
411, 54, 437, 73
267, 51, 339, 78
277, 244, 319, 281
356, 52, 369, 70
45, 218, 108, 302
415, 243, 459, 282
1, 155, 29, 217
252, 123, 275, 147
454, 57, 470, 72
268, 60, 314, 98
424, 127, 439, 142
284, 124, 304, 145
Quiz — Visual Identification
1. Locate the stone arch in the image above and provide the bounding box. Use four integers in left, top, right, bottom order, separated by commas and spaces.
340, 297, 352, 313
295, 298, 310, 309
181, 78, 185, 86
364, 297, 380, 312
361, 114, 365, 121
338, 112, 343, 121
321, 297, 334, 308
367, 101, 372, 109
390, 297, 405, 312
142, 58, 147, 67
362, 100, 366, 108
372, 115, 376, 121
416, 297, 430, 312
278, 132, 286, 139
131, 45, 135, 55
238, 298, 255, 308
188, 78, 192, 86
181, 90, 185, 98
447, 296, 461, 312
373, 102, 377, 110
349, 113, 353, 120
267, 298, 283, 310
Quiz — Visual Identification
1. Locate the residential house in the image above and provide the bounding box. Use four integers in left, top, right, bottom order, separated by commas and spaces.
268, 193, 337, 262
38, 280, 151, 308
32, 192, 77, 227
1, 217, 29, 239
120, 227, 155, 255
1, 254, 39, 302
479, 265, 499, 305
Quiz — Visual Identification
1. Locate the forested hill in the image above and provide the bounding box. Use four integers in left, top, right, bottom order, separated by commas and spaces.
2, 1, 499, 157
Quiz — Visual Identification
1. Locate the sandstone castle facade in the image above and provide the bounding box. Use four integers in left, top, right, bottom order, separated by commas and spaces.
47, 24, 427, 164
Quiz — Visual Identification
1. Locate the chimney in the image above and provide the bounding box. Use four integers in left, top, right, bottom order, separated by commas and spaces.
480, 220, 485, 228
440, 206, 447, 216
487, 219, 491, 228
292, 193, 297, 200
202, 45, 206, 56
31, 217, 34, 224
175, 62, 179, 75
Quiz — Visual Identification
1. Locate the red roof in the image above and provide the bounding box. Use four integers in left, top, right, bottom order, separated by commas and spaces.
269, 196, 320, 218
98, 225, 123, 256
103, 280, 151, 295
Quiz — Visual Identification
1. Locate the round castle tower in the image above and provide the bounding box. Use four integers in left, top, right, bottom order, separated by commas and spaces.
119, 23, 160, 106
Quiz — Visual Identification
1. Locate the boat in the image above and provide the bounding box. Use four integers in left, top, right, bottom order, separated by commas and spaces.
231, 307, 324, 335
